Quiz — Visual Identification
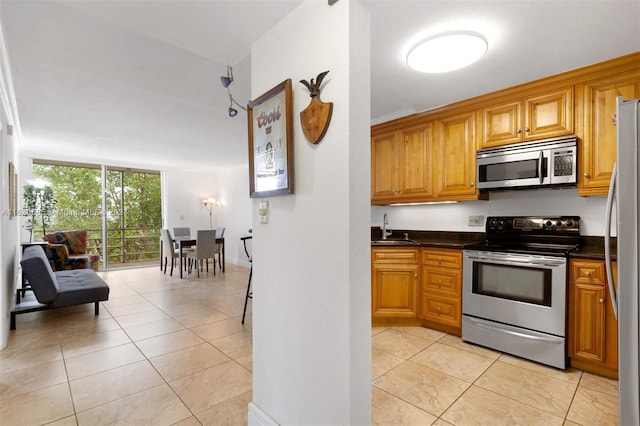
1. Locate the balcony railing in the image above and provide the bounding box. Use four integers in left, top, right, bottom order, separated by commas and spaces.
57, 227, 161, 269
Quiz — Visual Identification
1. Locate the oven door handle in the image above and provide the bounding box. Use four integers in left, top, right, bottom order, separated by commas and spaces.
465, 317, 563, 344
465, 254, 564, 268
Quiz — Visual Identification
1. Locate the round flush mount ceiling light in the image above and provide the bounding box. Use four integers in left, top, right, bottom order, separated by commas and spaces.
406, 31, 488, 73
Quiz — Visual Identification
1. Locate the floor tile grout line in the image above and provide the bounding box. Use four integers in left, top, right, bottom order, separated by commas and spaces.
371, 384, 439, 419
472, 359, 582, 422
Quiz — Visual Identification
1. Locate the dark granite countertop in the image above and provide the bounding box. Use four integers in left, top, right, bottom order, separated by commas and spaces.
371, 228, 485, 250
371, 228, 616, 260
571, 236, 616, 261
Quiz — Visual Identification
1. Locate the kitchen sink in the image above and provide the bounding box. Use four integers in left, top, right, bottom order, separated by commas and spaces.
371, 239, 420, 246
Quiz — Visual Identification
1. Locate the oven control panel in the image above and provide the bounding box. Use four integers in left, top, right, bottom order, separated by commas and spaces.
486, 216, 580, 234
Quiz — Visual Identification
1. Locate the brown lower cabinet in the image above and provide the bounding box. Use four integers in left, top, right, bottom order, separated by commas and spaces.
371, 248, 420, 326
420, 248, 463, 336
371, 246, 463, 335
568, 258, 618, 379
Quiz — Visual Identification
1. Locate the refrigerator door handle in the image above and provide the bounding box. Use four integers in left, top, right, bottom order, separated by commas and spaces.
604, 162, 618, 319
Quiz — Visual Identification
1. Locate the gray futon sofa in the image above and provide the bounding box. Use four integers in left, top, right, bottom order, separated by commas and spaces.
11, 246, 110, 330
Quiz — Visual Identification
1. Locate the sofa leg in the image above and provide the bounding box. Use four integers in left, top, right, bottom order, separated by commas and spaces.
94, 301, 100, 315
10, 312, 16, 330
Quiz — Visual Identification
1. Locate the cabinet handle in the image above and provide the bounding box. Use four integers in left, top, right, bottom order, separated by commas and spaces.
599, 298, 604, 304
583, 172, 590, 178
438, 257, 443, 263
414, 273, 418, 279
584, 271, 591, 277
437, 306, 442, 312
525, 127, 530, 132
517, 129, 522, 134
470, 182, 475, 187
437, 279, 443, 284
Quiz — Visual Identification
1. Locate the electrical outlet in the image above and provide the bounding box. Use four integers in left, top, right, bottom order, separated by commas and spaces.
468, 215, 484, 226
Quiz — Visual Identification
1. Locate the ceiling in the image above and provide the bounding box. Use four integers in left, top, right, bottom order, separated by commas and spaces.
2, 0, 639, 170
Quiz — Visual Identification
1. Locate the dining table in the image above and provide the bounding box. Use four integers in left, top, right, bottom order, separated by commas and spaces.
161, 235, 225, 279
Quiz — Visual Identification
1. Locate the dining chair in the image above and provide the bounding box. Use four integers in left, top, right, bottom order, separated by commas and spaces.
160, 228, 180, 276
186, 230, 218, 277
214, 227, 226, 271
173, 226, 195, 270
173, 227, 190, 239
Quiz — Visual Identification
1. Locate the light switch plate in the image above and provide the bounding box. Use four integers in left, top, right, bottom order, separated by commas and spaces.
259, 201, 269, 224
468, 215, 484, 226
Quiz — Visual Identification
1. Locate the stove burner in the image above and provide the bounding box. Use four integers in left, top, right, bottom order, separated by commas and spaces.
469, 216, 581, 257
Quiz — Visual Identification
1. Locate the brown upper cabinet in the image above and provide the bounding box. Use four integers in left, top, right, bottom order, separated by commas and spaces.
433, 109, 480, 200
371, 52, 640, 204
576, 71, 640, 196
481, 87, 574, 148
371, 123, 434, 204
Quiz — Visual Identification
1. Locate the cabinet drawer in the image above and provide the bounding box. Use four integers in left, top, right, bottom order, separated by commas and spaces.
571, 261, 606, 285
372, 248, 419, 264
422, 266, 461, 297
421, 248, 462, 268
420, 294, 461, 328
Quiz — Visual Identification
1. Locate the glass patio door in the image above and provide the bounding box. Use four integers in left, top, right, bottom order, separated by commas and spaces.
32, 161, 162, 270
104, 167, 162, 269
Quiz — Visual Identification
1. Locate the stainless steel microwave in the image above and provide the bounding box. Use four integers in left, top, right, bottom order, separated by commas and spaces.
476, 136, 577, 190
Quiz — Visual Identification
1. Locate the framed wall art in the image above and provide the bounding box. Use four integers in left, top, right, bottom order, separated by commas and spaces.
248, 79, 294, 198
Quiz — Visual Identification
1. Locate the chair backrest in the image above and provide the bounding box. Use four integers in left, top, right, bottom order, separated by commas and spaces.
173, 227, 190, 238
215, 227, 225, 238
195, 230, 217, 258
20, 246, 59, 304
161, 229, 178, 258
43, 230, 88, 255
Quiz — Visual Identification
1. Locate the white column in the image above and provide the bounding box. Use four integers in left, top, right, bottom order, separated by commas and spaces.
249, 1, 371, 424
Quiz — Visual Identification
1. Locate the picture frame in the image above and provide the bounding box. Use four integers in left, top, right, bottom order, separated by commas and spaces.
8, 162, 17, 219
247, 79, 294, 198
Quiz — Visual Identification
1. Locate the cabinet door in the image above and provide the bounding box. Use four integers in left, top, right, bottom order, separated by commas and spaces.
482, 101, 522, 147
422, 266, 461, 297
570, 282, 606, 363
524, 87, 574, 140
372, 264, 418, 319
371, 132, 398, 202
434, 110, 478, 198
578, 71, 640, 196
398, 124, 433, 200
569, 260, 618, 371
422, 248, 463, 269
420, 293, 461, 328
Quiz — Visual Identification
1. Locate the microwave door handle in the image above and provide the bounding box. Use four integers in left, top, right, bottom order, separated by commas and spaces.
538, 151, 544, 184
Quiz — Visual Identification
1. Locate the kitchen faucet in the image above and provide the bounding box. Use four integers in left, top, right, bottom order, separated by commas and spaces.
382, 212, 392, 240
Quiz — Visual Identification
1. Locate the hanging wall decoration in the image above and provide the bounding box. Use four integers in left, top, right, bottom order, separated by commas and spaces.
299, 71, 333, 145
248, 79, 294, 198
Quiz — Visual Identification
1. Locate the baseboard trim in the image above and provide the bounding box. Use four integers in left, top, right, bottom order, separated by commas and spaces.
248, 402, 279, 426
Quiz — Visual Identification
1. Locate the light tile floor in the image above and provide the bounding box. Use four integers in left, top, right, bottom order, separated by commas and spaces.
1, 265, 619, 425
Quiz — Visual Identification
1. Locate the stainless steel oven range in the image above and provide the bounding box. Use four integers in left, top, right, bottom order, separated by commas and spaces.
462, 216, 580, 369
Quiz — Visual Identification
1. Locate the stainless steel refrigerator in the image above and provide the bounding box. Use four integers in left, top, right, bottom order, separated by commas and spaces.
605, 97, 639, 426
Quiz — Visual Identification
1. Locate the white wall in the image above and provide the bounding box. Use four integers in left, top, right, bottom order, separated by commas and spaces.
372, 187, 611, 237
0, 107, 19, 350
249, 1, 371, 424
0, 11, 21, 348
164, 165, 252, 267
